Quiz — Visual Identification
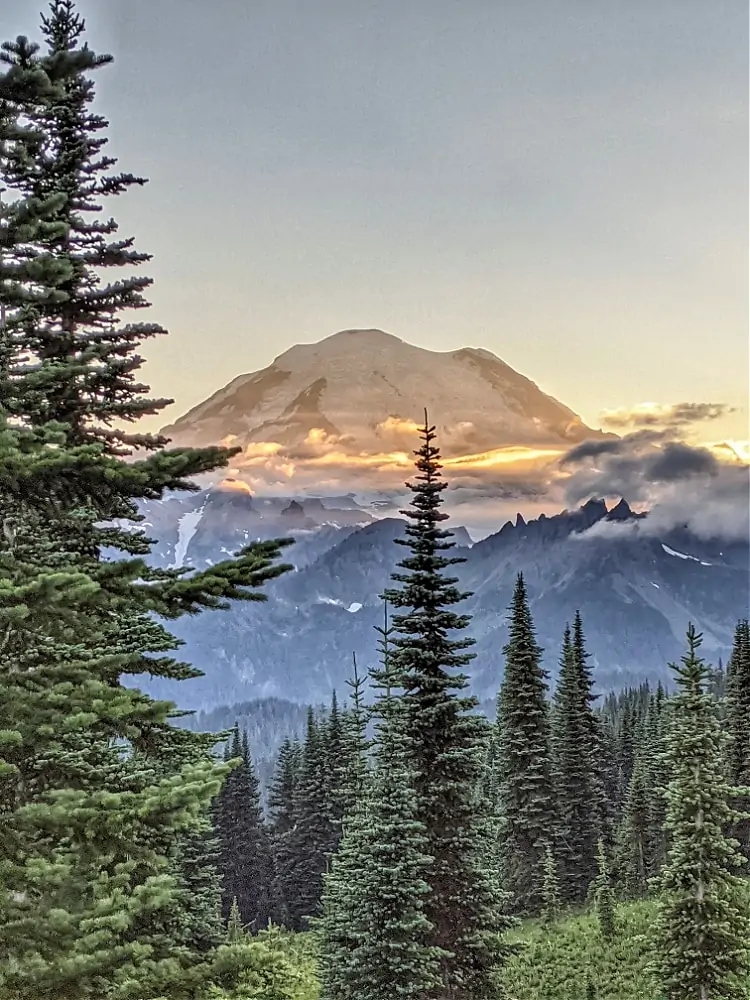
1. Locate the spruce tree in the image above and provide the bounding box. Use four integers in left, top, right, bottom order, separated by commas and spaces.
540, 843, 561, 924
572, 612, 611, 841
268, 737, 301, 839
336, 652, 370, 828
551, 624, 600, 903
617, 752, 651, 898
593, 840, 616, 940
726, 619, 750, 858
214, 727, 275, 932
653, 624, 750, 999
383, 414, 508, 997
318, 686, 443, 1000
0, 11, 291, 991
282, 709, 334, 929
496, 572, 554, 914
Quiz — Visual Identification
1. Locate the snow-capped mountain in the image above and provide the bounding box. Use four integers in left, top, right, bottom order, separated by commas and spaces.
160, 328, 609, 462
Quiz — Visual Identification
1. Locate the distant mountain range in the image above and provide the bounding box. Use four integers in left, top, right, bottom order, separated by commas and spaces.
131, 491, 749, 711
131, 328, 747, 711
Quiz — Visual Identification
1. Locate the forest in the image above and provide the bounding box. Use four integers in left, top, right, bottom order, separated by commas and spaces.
0, 3, 749, 999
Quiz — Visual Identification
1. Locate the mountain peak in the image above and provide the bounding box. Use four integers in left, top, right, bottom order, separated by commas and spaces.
274, 328, 405, 365
160, 328, 611, 470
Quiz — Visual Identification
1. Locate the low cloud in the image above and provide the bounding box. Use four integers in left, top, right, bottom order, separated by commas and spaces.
560, 430, 749, 541
214, 411, 748, 541
600, 401, 736, 431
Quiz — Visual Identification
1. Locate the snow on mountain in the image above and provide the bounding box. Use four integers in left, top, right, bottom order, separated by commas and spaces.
173, 502, 207, 568
661, 542, 712, 566
159, 328, 609, 461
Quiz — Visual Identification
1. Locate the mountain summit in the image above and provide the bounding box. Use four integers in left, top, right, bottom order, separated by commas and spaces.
160, 329, 607, 458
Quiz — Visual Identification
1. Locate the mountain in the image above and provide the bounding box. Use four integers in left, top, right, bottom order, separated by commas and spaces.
134, 498, 749, 711
160, 328, 609, 464
124, 487, 378, 571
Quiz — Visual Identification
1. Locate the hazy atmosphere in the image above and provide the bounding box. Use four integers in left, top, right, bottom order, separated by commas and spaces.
8, 0, 749, 444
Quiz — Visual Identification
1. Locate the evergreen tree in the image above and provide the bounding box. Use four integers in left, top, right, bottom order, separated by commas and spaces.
551, 624, 600, 903
226, 897, 245, 944
496, 573, 554, 913
726, 619, 750, 858
593, 840, 616, 940
282, 709, 334, 929
268, 737, 301, 838
653, 624, 750, 999
214, 726, 275, 932
616, 752, 651, 898
572, 612, 611, 842
540, 843, 561, 924
267, 737, 302, 928
323, 689, 345, 841
383, 414, 509, 997
0, 6, 291, 994
336, 652, 370, 828
318, 686, 443, 1000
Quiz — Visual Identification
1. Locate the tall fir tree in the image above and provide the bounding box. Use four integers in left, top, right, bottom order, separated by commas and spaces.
593, 840, 616, 940
267, 737, 302, 927
550, 624, 600, 903
495, 572, 554, 914
653, 624, 750, 1000
572, 612, 611, 842
726, 619, 750, 858
383, 414, 509, 998
335, 652, 371, 830
318, 680, 443, 1000
281, 709, 335, 929
214, 727, 275, 933
0, 7, 291, 991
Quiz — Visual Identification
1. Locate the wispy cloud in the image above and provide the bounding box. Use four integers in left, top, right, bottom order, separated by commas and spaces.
600, 401, 737, 431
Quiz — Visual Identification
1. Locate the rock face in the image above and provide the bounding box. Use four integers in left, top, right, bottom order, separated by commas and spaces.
132, 497, 749, 711
160, 328, 609, 460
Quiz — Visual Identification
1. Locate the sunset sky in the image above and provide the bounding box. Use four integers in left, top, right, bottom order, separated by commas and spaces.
7, 0, 749, 451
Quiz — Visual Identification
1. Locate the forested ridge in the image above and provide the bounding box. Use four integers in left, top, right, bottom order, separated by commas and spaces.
1, 4, 748, 999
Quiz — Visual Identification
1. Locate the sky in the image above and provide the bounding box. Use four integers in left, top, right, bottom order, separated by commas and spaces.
6, 0, 749, 449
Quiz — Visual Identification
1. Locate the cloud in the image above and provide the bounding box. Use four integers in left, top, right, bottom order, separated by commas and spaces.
560, 430, 749, 541
600, 401, 736, 431
376, 416, 420, 436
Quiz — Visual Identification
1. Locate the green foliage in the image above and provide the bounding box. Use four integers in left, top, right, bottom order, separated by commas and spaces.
727, 619, 750, 857
653, 624, 750, 999
499, 900, 659, 999
0, 3, 290, 995
540, 843, 561, 925
202, 931, 319, 1000
318, 692, 443, 999
551, 620, 608, 904
496, 573, 554, 914
383, 414, 511, 996
593, 841, 616, 940
214, 727, 275, 931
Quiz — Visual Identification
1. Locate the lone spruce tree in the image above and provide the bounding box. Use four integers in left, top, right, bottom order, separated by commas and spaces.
496, 572, 554, 913
383, 413, 508, 998
0, 5, 291, 994
653, 624, 750, 999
